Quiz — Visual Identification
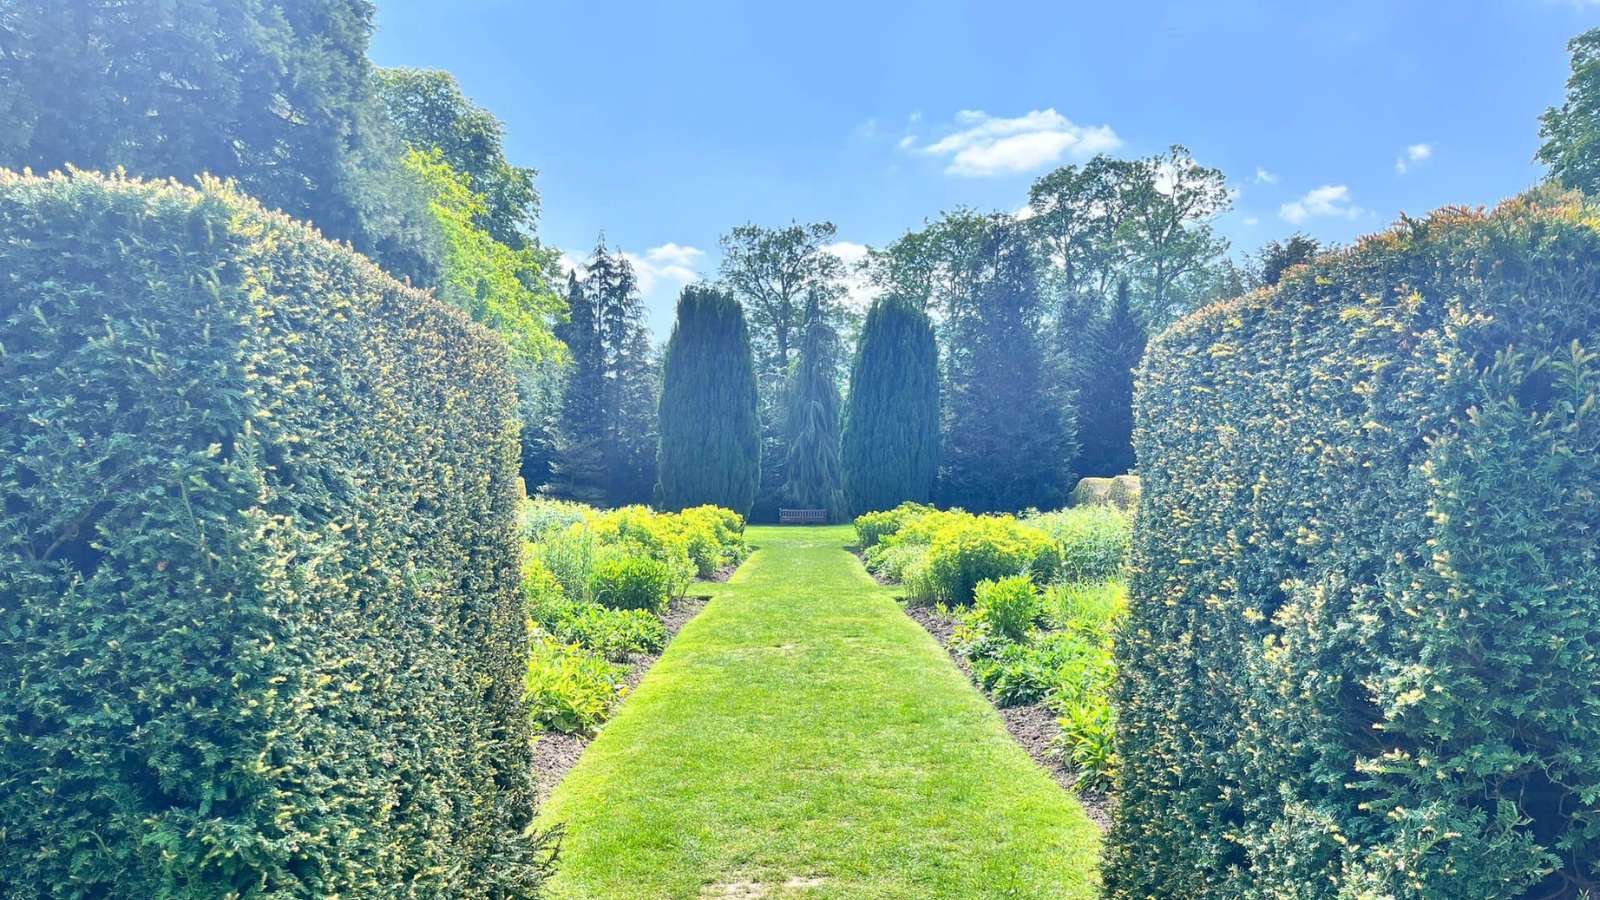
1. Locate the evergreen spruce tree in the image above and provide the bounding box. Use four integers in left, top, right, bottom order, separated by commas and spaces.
940, 218, 1077, 513
657, 285, 762, 515
1074, 280, 1146, 477
587, 244, 659, 505
840, 296, 940, 515
550, 269, 608, 503
550, 241, 659, 505
780, 291, 845, 517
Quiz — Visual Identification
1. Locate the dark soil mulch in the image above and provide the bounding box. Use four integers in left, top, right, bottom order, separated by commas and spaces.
702, 562, 741, 583
904, 602, 1118, 832
532, 593, 711, 809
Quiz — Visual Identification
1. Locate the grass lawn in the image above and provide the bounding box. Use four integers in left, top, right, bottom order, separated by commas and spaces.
536, 525, 1102, 900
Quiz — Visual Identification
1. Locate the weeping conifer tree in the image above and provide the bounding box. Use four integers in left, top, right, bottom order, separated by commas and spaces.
840, 295, 941, 515
781, 291, 845, 517
657, 285, 762, 515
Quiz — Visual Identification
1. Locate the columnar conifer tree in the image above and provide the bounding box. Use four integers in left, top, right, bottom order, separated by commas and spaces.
780, 291, 845, 516
840, 296, 940, 515
657, 285, 762, 515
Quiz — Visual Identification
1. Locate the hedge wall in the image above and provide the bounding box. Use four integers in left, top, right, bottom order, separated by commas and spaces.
1110, 193, 1600, 900
0, 171, 552, 899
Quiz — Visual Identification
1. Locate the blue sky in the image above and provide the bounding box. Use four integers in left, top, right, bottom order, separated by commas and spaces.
370, 0, 1600, 333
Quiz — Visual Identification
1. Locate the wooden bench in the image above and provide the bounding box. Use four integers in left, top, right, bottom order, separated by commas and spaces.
778, 508, 828, 525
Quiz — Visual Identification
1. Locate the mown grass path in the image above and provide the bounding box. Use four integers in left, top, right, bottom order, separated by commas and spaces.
536, 525, 1101, 899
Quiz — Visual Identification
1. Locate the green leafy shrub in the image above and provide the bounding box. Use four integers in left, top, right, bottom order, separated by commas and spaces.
522, 498, 595, 541
1066, 474, 1141, 512
1043, 579, 1126, 643
551, 603, 668, 661
587, 554, 674, 613
1024, 505, 1132, 583
969, 576, 1046, 643
897, 511, 1062, 606
1112, 194, 1600, 900
533, 521, 599, 600
854, 501, 936, 549
971, 632, 1093, 707
0, 172, 550, 899
671, 504, 750, 576
954, 578, 1124, 788
525, 564, 668, 662
601, 504, 749, 578
1057, 700, 1117, 792
525, 634, 629, 734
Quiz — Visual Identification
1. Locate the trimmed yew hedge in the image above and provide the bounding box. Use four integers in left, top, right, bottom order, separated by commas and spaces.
1110, 194, 1600, 900
0, 172, 552, 899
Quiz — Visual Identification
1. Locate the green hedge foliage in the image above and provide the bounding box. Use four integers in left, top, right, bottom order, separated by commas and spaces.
1110, 194, 1600, 900
0, 172, 550, 899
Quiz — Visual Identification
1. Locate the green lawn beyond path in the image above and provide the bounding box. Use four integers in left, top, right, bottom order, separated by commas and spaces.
537, 525, 1101, 899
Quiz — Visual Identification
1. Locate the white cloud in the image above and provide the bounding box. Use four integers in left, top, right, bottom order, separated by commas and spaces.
1243, 217, 1261, 226
1254, 168, 1280, 185
1279, 185, 1363, 223
904, 108, 1121, 177
824, 241, 882, 311
624, 243, 705, 296
1395, 143, 1433, 175
557, 251, 585, 278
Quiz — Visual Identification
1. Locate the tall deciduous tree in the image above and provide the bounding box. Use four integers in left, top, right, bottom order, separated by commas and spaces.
781, 291, 845, 516
940, 217, 1076, 513
376, 67, 543, 249
1122, 146, 1231, 329
841, 296, 940, 515
718, 221, 845, 371
401, 147, 562, 361
1540, 27, 1600, 195
377, 67, 567, 491
0, 0, 440, 285
657, 285, 762, 515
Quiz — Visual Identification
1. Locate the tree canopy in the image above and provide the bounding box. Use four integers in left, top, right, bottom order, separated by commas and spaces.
0, 0, 440, 285
1540, 27, 1600, 196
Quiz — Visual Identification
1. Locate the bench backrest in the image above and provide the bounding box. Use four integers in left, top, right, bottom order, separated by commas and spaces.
778, 508, 828, 523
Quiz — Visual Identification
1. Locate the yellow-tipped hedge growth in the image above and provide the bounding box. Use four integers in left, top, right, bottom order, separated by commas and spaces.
0, 172, 551, 899
1110, 193, 1600, 900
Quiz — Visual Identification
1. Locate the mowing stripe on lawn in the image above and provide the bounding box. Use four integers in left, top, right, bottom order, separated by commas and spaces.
537, 525, 1101, 900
